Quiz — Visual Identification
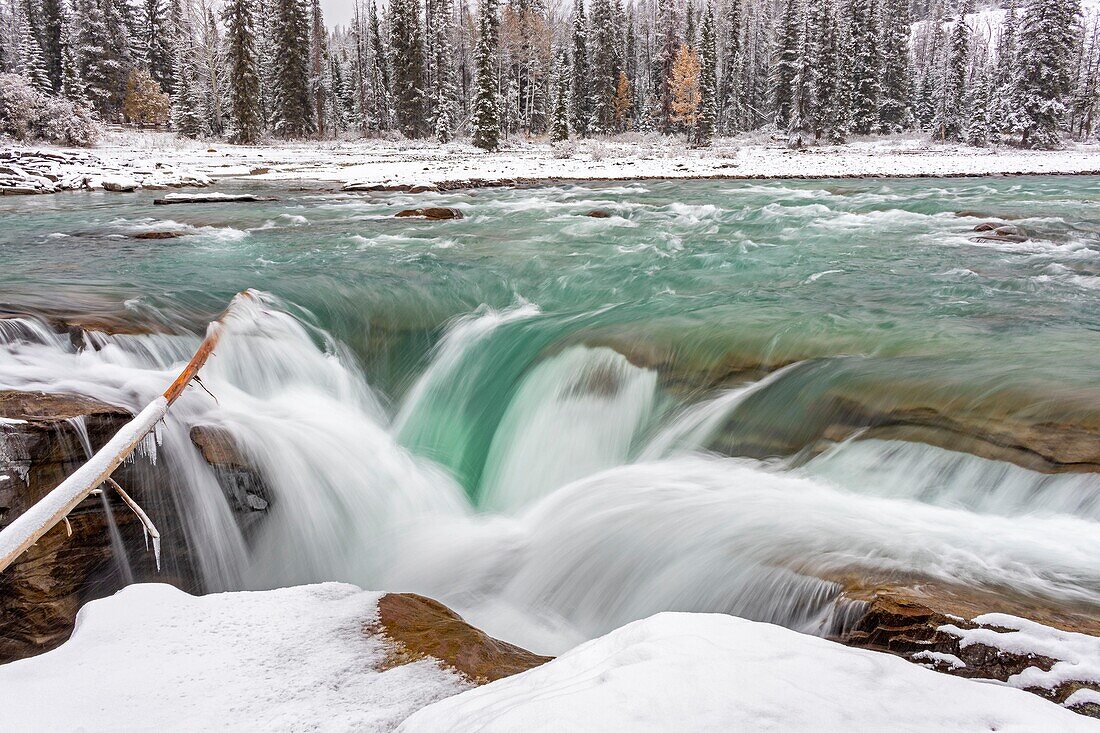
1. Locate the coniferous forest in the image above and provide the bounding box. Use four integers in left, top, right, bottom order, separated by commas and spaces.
0, 0, 1097, 150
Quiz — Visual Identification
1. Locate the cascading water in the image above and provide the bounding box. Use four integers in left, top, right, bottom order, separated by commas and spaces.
3, 177, 1100, 657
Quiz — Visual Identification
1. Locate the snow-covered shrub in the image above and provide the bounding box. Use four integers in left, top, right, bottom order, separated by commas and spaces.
551, 141, 576, 159
0, 73, 99, 146
588, 141, 610, 161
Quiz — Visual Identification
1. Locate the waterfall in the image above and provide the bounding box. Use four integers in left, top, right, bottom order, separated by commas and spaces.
3, 292, 1100, 658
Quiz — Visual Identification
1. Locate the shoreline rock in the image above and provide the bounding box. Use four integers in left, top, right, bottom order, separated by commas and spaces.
395, 207, 464, 220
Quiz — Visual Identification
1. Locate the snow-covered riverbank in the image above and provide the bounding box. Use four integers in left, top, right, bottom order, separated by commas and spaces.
6, 131, 1100, 196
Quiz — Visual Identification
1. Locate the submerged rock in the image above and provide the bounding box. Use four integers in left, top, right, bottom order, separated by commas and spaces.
585, 209, 612, 218
395, 207, 464, 220
371, 593, 552, 684
154, 192, 275, 205
189, 425, 271, 518
131, 231, 185, 240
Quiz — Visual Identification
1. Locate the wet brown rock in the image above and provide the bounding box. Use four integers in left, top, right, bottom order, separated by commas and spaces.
394, 207, 464, 220
189, 425, 270, 515
131, 231, 185, 240
250, 167, 270, 175
585, 209, 612, 218
833, 580, 1100, 717
370, 593, 552, 684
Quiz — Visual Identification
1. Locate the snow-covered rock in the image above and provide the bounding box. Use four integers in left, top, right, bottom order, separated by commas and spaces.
400, 612, 1100, 733
100, 175, 140, 192
0, 583, 471, 732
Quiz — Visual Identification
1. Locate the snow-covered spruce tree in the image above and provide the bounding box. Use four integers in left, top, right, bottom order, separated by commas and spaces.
1015, 0, 1080, 148
809, 0, 846, 142
143, 0, 175, 94
847, 0, 880, 135
100, 0, 136, 115
772, 0, 801, 130
273, 0, 315, 136
1069, 19, 1099, 139
588, 0, 617, 134
657, 0, 679, 132
569, 0, 588, 136
59, 8, 89, 106
695, 3, 717, 146
716, 0, 742, 134
470, 0, 500, 150
367, 0, 393, 132
38, 0, 64, 91
17, 3, 51, 93
310, 0, 329, 136
431, 0, 458, 142
74, 0, 116, 116
994, 0, 1020, 134
878, 0, 913, 133
551, 50, 569, 140
223, 0, 263, 143
170, 49, 204, 136
391, 0, 425, 137
966, 62, 992, 146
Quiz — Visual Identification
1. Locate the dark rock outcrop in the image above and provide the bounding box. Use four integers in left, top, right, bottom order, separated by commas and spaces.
154, 193, 275, 205
834, 581, 1100, 718
189, 425, 270, 517
585, 209, 612, 218
131, 231, 185, 240
394, 207, 464, 220
370, 593, 552, 684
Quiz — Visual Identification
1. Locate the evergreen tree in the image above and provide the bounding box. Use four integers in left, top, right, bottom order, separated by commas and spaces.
994, 0, 1020, 134
966, 62, 992, 146
74, 0, 115, 116
878, 0, 912, 132
551, 50, 569, 140
273, 0, 314, 136
431, 0, 458, 142
569, 0, 588, 136
224, 0, 263, 143
367, 1, 393, 132
471, 0, 500, 150
848, 0, 880, 134
717, 0, 742, 134
39, 0, 64, 91
696, 3, 717, 145
391, 0, 426, 137
810, 0, 846, 142
1015, 0, 1080, 148
786, 0, 815, 148
143, 0, 175, 94
310, 0, 329, 136
772, 0, 801, 129
17, 2, 51, 93
59, 8, 88, 106
658, 0, 679, 131
588, 0, 617, 133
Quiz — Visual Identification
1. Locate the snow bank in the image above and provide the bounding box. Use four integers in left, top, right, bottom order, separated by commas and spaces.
0, 583, 469, 732
400, 612, 1098, 733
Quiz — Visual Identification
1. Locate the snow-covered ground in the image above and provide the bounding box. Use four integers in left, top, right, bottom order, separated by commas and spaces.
2, 583, 1097, 732
12, 129, 1100, 195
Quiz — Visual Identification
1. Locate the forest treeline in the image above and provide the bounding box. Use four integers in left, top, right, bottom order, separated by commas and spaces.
0, 0, 1096, 149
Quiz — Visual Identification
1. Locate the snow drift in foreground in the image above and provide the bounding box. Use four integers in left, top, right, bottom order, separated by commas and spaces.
2, 583, 1095, 733
0, 583, 469, 732
401, 612, 1098, 733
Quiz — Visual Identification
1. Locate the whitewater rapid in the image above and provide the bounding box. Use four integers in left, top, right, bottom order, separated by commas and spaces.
2, 293, 1100, 654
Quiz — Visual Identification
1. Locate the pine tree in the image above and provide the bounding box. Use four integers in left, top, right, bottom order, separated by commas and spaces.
17, 2, 51, 93
39, 0, 64, 91
431, 0, 458, 142
994, 0, 1020, 134
878, 0, 913, 132
588, 0, 617, 133
696, 3, 717, 145
569, 0, 588, 136
310, 0, 328, 137
367, 1, 393, 132
273, 0, 314, 136
224, 0, 263, 143
391, 0, 426, 137
669, 42, 701, 134
658, 0, 679, 131
551, 50, 569, 140
613, 70, 633, 130
786, 0, 815, 148
74, 0, 115, 116
471, 0, 500, 150
59, 8, 88, 106
143, 0, 175, 94
1015, 0, 1080, 148
717, 0, 742, 134
809, 0, 846, 142
966, 62, 992, 146
772, 0, 801, 129
848, 0, 880, 134
1069, 19, 1099, 139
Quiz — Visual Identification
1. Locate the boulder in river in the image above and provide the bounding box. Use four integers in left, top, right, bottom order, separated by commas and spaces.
154, 192, 275, 205
370, 592, 552, 684
101, 176, 140, 192
585, 210, 613, 218
395, 207, 464, 220
131, 231, 186, 240
189, 425, 271, 518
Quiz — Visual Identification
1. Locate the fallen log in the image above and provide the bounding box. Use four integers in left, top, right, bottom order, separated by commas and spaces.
0, 290, 256, 574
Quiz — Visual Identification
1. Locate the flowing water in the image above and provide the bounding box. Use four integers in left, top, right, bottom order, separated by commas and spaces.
2, 177, 1100, 653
